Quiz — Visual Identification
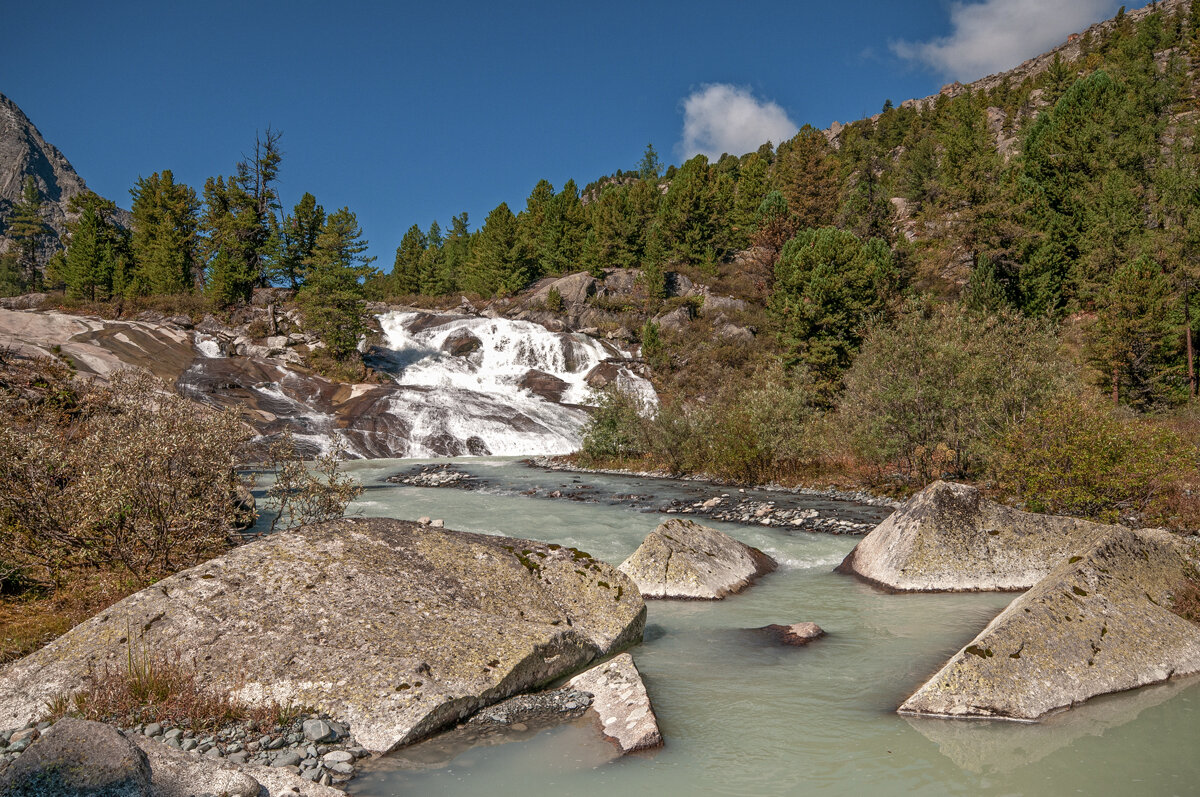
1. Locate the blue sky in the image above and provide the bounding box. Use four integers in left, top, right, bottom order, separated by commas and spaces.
2, 0, 1142, 266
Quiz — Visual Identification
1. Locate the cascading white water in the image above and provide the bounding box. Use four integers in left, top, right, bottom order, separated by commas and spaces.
376, 310, 655, 457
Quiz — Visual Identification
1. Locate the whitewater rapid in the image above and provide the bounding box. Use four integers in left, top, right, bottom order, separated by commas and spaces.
370, 311, 655, 457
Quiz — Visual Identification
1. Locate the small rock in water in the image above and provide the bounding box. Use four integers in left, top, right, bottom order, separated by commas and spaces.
757, 622, 826, 646
418, 516, 431, 526
431, 519, 444, 528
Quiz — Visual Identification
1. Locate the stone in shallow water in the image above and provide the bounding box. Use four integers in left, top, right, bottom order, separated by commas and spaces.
900, 527, 1200, 720
619, 518, 776, 599
0, 518, 645, 754
756, 622, 826, 646
567, 653, 662, 754
836, 480, 1118, 592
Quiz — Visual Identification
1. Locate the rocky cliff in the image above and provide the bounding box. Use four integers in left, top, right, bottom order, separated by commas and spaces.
0, 92, 109, 262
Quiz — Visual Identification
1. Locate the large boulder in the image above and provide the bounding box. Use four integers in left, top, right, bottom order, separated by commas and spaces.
836, 481, 1118, 592
518, 368, 569, 403
0, 718, 152, 796
618, 518, 777, 599
0, 518, 646, 754
567, 653, 662, 754
899, 527, 1200, 720
529, 272, 599, 306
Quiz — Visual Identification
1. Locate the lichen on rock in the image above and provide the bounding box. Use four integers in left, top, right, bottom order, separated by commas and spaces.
837, 481, 1119, 592
899, 526, 1200, 720
0, 518, 646, 754
618, 518, 776, 600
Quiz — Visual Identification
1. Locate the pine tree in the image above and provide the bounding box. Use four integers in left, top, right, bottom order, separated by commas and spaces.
437, 212, 471, 294
773, 127, 838, 230
200, 176, 261, 306
418, 221, 444, 295
1088, 255, 1178, 409
770, 227, 898, 390
539, 181, 586, 275
297, 208, 377, 362
271, 192, 325, 289
6, 177, 48, 289
516, 179, 555, 278
390, 224, 427, 295
62, 192, 130, 300
464, 203, 524, 296
129, 170, 200, 295
638, 143, 663, 180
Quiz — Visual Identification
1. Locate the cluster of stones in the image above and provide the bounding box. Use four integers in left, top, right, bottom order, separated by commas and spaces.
387, 464, 477, 488
662, 495, 875, 534
0, 715, 366, 787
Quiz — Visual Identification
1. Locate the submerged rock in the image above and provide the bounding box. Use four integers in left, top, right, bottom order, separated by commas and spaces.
837, 481, 1118, 592
756, 622, 826, 646
618, 518, 777, 599
0, 518, 646, 754
567, 653, 663, 754
899, 527, 1200, 720
0, 718, 152, 796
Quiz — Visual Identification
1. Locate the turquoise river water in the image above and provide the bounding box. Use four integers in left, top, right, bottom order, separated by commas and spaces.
310, 458, 1200, 797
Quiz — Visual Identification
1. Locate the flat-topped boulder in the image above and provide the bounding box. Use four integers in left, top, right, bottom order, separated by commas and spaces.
567, 653, 662, 754
0, 518, 646, 754
899, 527, 1200, 720
837, 481, 1119, 592
618, 518, 776, 599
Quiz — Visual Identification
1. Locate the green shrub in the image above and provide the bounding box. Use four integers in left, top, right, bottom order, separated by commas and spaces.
545, 286, 565, 313
995, 396, 1197, 523
837, 301, 1071, 484
580, 388, 647, 461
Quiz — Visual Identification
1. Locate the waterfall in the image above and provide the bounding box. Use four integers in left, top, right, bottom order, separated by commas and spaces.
373, 310, 655, 457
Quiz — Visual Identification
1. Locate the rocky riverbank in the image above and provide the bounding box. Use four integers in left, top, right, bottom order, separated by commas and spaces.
0, 713, 367, 788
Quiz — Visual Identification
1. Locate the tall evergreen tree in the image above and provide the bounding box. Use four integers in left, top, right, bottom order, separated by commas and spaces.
62, 192, 130, 300
464, 203, 524, 296
638, 143, 663, 180
200, 176, 260, 306
773, 126, 839, 230
6, 176, 48, 289
438, 212, 471, 294
271, 192, 325, 289
418, 221, 445, 295
1088, 255, 1178, 409
770, 227, 898, 390
297, 207, 377, 362
390, 224, 427, 295
128, 170, 200, 295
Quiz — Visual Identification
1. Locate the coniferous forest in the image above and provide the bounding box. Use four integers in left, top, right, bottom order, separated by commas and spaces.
5, 2, 1200, 526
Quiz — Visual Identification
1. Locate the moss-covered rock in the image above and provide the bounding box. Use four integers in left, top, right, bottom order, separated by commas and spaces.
837, 481, 1118, 592
899, 527, 1200, 720
0, 518, 645, 753
618, 518, 776, 599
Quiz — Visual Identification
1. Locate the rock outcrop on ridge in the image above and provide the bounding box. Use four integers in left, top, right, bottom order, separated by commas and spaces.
899, 527, 1200, 720
0, 518, 646, 754
837, 481, 1118, 592
619, 518, 777, 599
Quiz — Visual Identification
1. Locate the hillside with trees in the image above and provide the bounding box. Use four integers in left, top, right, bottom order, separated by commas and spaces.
2, 1, 1200, 526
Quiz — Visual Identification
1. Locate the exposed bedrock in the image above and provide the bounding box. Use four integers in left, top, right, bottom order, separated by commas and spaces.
837, 481, 1119, 592
0, 518, 646, 754
618, 518, 777, 599
899, 527, 1200, 721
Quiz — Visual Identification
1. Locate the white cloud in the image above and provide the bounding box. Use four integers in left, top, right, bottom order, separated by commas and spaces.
678, 84, 798, 160
891, 0, 1118, 82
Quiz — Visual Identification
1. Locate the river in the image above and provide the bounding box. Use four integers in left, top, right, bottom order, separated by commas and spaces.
302, 458, 1200, 797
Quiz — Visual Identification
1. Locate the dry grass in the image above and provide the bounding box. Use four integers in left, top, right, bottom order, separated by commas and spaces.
0, 568, 142, 664
45, 643, 304, 733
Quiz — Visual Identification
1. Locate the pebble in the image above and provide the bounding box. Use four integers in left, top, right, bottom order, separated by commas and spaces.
302, 719, 334, 742
272, 750, 302, 767
144, 722, 163, 737
323, 750, 354, 764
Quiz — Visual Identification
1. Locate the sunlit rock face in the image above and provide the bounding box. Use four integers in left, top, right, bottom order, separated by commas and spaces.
0, 306, 657, 459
